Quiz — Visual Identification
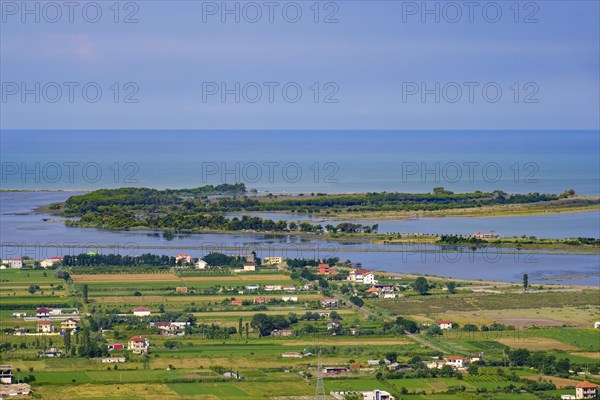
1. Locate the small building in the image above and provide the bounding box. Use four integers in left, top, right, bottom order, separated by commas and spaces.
436, 320, 453, 330
282, 296, 298, 302
349, 327, 358, 335
0, 383, 31, 397
327, 321, 341, 330
246, 285, 259, 291
243, 263, 256, 271
128, 336, 149, 354
41, 256, 63, 268
230, 300, 243, 306
152, 322, 177, 335
576, 381, 599, 399
39, 348, 62, 357
282, 285, 296, 292
473, 231, 500, 239
322, 366, 349, 375
37, 320, 54, 333
320, 298, 339, 308
366, 287, 381, 295
11, 312, 27, 318
107, 343, 124, 351
175, 286, 188, 293
445, 356, 467, 369
175, 253, 191, 264
362, 390, 395, 400
133, 307, 151, 317
271, 329, 292, 337
318, 263, 331, 275
102, 357, 126, 363
348, 269, 377, 284
195, 259, 208, 269
0, 365, 13, 384
60, 318, 79, 333
10, 258, 23, 269
253, 296, 267, 304
264, 285, 282, 291
36, 307, 52, 318
281, 352, 303, 358
594, 321, 600, 329
264, 256, 283, 265
382, 293, 397, 299
470, 353, 484, 363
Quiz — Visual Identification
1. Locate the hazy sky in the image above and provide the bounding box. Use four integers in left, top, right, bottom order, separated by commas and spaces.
1, 0, 599, 129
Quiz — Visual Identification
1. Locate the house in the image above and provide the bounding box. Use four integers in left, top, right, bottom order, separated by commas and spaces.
318, 263, 331, 275
322, 366, 349, 375
230, 300, 243, 306
0, 365, 13, 384
382, 293, 397, 299
425, 359, 447, 369
362, 390, 395, 400
367, 359, 381, 366
10, 258, 23, 269
594, 321, 600, 329
348, 269, 377, 284
320, 298, 339, 308
282, 296, 298, 302
0, 383, 32, 397
128, 336, 149, 354
282, 285, 297, 292
133, 307, 151, 317
366, 287, 381, 295
473, 231, 500, 239
264, 256, 283, 265
327, 321, 341, 330
264, 285, 282, 291
253, 296, 268, 304
576, 381, 599, 399
60, 318, 79, 333
436, 320, 453, 330
445, 356, 468, 369
39, 348, 62, 357
282, 352, 304, 358
40, 256, 63, 268
195, 259, 208, 269
243, 263, 256, 271
349, 327, 358, 335
271, 329, 292, 337
152, 322, 177, 335
374, 284, 395, 292
37, 320, 54, 333
175, 253, 191, 264
108, 343, 124, 351
175, 286, 188, 293
246, 285, 259, 291
102, 357, 126, 363
35, 307, 52, 318
11, 312, 27, 318
470, 353, 484, 363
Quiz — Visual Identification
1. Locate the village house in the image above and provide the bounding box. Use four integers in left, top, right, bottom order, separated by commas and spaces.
60, 318, 79, 333
11, 312, 27, 318
349, 327, 358, 335
436, 320, 453, 330
246, 285, 259, 291
152, 322, 177, 335
473, 231, 500, 239
347, 269, 378, 284
382, 293, 397, 299
175, 286, 188, 293
230, 299, 243, 306
128, 336, 149, 354
425, 359, 447, 369
40, 256, 63, 268
37, 320, 54, 333
0, 365, 13, 384
362, 390, 395, 400
281, 352, 304, 358
594, 321, 600, 329
445, 356, 468, 369
271, 329, 292, 337
243, 263, 256, 271
195, 259, 208, 269
576, 381, 599, 399
365, 287, 381, 296
10, 258, 23, 269
373, 284, 395, 292
107, 343, 124, 351
282, 295, 298, 302
36, 307, 52, 318
318, 263, 331, 275
327, 321, 341, 330
322, 366, 349, 376
133, 307, 152, 317
175, 253, 191, 264
470, 353, 484, 363
264, 256, 283, 265
39, 348, 62, 357
264, 285, 282, 291
282, 285, 297, 292
102, 357, 126, 363
253, 296, 268, 304
320, 298, 339, 308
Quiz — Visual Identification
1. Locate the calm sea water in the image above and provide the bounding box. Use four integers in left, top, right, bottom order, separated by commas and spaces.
1, 130, 599, 194
1, 192, 598, 285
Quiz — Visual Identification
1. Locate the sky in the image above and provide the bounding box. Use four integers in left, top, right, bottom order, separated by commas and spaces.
1, 0, 599, 130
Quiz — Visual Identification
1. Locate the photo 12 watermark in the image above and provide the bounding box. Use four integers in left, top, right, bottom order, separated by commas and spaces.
201, 161, 340, 184
201, 82, 339, 104
200, 1, 340, 24
1, 82, 140, 104
400, 1, 540, 24
401, 82, 540, 104
1, 1, 140, 24
401, 161, 540, 184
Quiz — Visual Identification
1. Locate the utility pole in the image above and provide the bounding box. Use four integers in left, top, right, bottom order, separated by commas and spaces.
315, 350, 325, 400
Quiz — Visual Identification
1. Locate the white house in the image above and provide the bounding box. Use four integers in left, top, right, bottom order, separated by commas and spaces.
128, 336, 149, 354
10, 258, 23, 269
132, 307, 151, 317
102, 357, 126, 363
282, 296, 298, 302
445, 356, 467, 369
594, 321, 600, 329
575, 381, 599, 399
264, 256, 283, 265
347, 269, 378, 284
41, 256, 63, 268
243, 263, 256, 271
436, 320, 453, 330
195, 259, 208, 269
